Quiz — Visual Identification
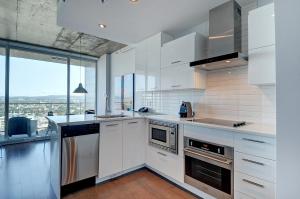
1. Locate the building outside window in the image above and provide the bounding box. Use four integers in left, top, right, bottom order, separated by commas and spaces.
0, 43, 97, 143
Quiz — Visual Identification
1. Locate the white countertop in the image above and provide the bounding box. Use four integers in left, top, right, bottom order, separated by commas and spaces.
48, 112, 276, 138
47, 111, 146, 126
147, 114, 276, 138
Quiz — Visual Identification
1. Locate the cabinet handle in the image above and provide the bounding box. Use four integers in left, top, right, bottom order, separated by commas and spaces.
242, 138, 266, 144
128, 121, 138, 124
242, 158, 265, 166
242, 179, 265, 188
171, 85, 181, 88
157, 152, 167, 156
105, 124, 119, 127
171, 60, 182, 64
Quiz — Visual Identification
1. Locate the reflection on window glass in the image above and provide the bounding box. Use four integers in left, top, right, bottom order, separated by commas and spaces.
9, 50, 67, 136
0, 48, 5, 135
70, 59, 96, 114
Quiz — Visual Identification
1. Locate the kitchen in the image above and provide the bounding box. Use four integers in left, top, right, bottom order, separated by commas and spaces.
0, 0, 298, 199
47, 0, 277, 199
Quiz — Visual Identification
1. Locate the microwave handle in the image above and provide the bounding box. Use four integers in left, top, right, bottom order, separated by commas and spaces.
184, 148, 232, 165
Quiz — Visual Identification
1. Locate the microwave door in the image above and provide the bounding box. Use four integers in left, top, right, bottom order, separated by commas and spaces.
150, 124, 170, 147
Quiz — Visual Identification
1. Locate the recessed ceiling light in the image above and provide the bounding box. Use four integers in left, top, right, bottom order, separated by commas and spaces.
129, 0, 139, 3
99, 24, 107, 29
225, 60, 231, 63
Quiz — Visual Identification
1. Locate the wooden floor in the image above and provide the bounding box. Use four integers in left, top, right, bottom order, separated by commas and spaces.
64, 169, 197, 199
0, 141, 197, 199
0, 141, 52, 199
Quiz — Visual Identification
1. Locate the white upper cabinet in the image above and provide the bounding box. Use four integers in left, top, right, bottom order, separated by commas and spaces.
248, 45, 276, 85
248, 3, 275, 50
135, 32, 173, 92
135, 40, 147, 92
161, 64, 206, 91
111, 47, 135, 77
248, 3, 276, 85
161, 32, 206, 68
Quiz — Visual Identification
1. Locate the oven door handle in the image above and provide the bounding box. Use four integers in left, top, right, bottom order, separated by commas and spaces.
184, 148, 232, 165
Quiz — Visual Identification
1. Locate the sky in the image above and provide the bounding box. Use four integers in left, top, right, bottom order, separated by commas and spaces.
0, 54, 85, 97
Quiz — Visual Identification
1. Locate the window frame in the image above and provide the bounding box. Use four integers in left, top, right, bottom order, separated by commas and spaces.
0, 39, 98, 137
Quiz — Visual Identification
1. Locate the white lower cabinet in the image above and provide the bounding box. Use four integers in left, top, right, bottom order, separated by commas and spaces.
234, 134, 276, 160
235, 191, 255, 199
235, 172, 275, 199
99, 119, 146, 179
235, 152, 276, 182
99, 121, 123, 178
146, 146, 184, 183
234, 134, 276, 199
123, 119, 146, 170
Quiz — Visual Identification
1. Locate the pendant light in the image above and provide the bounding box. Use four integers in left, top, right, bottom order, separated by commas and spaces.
73, 34, 88, 94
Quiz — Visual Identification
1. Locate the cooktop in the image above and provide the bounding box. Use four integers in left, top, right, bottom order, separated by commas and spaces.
187, 118, 246, 128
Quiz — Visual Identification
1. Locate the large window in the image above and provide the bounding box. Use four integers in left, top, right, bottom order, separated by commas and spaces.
0, 42, 97, 142
9, 50, 68, 134
70, 59, 96, 115
0, 47, 5, 135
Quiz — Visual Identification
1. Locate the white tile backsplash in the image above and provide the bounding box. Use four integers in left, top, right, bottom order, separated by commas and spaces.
139, 66, 276, 125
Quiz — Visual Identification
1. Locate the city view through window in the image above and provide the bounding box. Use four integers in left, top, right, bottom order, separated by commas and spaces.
0, 48, 96, 139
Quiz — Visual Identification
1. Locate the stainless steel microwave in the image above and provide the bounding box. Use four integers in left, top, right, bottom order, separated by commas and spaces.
149, 120, 178, 154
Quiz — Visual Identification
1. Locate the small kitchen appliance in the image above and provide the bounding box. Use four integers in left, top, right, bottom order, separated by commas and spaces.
149, 120, 178, 154
184, 137, 234, 199
179, 101, 193, 118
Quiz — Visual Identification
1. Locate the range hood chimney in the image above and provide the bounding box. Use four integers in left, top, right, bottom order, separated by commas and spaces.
190, 0, 248, 70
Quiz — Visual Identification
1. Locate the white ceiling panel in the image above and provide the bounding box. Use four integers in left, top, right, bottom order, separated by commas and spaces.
57, 0, 228, 44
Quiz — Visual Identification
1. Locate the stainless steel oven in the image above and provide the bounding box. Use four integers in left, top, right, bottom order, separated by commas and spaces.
149, 120, 178, 154
184, 137, 234, 199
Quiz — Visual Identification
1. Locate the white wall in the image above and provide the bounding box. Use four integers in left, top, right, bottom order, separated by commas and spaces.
141, 66, 276, 125
275, 0, 300, 198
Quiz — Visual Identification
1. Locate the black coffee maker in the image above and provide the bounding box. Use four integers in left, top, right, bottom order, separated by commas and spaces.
179, 101, 193, 118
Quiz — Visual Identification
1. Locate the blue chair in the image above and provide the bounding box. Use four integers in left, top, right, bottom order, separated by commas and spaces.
8, 117, 31, 137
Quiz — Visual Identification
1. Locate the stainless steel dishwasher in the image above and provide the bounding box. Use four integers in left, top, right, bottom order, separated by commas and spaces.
61, 123, 99, 186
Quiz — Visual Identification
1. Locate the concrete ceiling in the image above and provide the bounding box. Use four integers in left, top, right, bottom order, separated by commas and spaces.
57, 0, 229, 44
0, 0, 126, 57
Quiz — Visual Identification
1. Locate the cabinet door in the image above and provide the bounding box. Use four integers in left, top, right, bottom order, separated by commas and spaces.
99, 121, 123, 178
248, 3, 275, 50
235, 172, 275, 199
135, 41, 147, 92
161, 64, 205, 90
161, 33, 196, 68
147, 35, 162, 91
248, 45, 276, 85
123, 119, 146, 170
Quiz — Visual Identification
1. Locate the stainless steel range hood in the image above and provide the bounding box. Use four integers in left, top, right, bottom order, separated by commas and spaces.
190, 0, 248, 70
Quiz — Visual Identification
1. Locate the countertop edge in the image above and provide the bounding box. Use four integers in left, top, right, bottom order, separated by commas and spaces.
47, 114, 276, 138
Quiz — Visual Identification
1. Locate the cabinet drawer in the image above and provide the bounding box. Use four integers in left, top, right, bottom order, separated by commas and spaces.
235, 152, 276, 182
234, 134, 276, 160
235, 172, 275, 199
146, 146, 184, 183
235, 191, 255, 199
